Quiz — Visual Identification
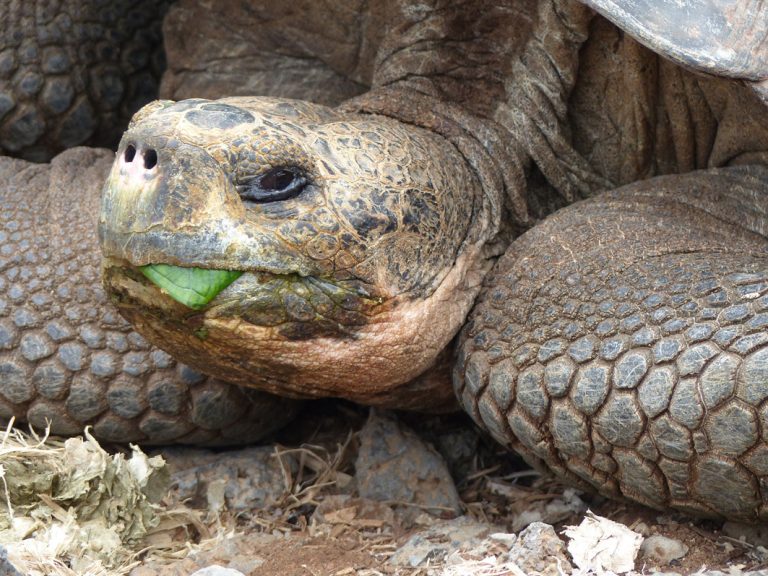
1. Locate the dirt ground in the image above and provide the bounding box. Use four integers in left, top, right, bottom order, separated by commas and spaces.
141, 512, 766, 576
2, 400, 764, 576
127, 401, 768, 576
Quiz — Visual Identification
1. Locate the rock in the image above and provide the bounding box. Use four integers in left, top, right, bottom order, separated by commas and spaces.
388, 516, 497, 568
723, 521, 768, 547
431, 421, 482, 481
0, 547, 23, 576
746, 545, 768, 566
403, 521, 571, 576
157, 446, 297, 513
633, 521, 652, 536
189, 566, 246, 576
509, 522, 573, 576
355, 410, 462, 524
640, 534, 689, 566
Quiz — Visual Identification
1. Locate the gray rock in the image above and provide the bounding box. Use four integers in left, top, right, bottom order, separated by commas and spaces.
158, 445, 297, 513
355, 410, 462, 523
410, 521, 572, 576
0, 546, 23, 576
641, 534, 689, 565
388, 516, 497, 568
433, 426, 481, 482
509, 522, 573, 576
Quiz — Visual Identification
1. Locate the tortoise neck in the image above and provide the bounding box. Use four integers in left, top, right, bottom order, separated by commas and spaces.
344, 0, 618, 228
367, 0, 539, 119
341, 86, 529, 240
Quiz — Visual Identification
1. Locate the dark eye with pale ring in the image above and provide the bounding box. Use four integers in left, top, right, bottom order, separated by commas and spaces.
237, 167, 308, 203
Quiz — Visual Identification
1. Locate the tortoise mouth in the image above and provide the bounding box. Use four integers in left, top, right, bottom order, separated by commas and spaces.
139, 264, 243, 310
103, 257, 388, 329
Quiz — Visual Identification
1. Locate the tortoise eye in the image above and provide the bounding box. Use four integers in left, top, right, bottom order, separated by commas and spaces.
238, 166, 307, 203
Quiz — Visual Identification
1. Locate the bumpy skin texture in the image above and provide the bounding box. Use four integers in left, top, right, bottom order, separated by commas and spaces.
455, 167, 768, 521
0, 0, 170, 161
0, 0, 762, 518
0, 147, 300, 445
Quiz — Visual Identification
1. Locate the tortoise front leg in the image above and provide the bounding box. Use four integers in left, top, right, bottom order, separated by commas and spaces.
456, 165, 768, 520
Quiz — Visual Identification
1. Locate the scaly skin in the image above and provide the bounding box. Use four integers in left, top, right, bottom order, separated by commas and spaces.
0, 0, 170, 161
456, 167, 768, 521
100, 97, 498, 410
0, 147, 300, 445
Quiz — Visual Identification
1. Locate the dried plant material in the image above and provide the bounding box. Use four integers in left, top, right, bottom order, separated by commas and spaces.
311, 495, 397, 546
275, 432, 355, 512
564, 511, 643, 574
0, 423, 171, 575
323, 506, 359, 525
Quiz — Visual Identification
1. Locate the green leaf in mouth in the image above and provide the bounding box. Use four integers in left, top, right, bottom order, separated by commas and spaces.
140, 264, 242, 310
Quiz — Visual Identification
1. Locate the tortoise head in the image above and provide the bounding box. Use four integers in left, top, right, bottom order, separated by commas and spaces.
99, 97, 497, 407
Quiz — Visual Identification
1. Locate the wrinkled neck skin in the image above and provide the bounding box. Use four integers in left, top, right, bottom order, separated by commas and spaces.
357, 0, 768, 221
100, 97, 503, 409
105, 243, 494, 410
342, 0, 608, 225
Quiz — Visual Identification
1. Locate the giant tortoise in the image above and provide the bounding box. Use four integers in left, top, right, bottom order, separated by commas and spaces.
2, 0, 768, 521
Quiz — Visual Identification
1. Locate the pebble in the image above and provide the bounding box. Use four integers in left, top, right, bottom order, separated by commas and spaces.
0, 546, 22, 576
640, 534, 689, 565
389, 519, 573, 576
388, 516, 497, 568
509, 522, 573, 576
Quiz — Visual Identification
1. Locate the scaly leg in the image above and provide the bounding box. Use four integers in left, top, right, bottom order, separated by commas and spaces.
456, 165, 768, 520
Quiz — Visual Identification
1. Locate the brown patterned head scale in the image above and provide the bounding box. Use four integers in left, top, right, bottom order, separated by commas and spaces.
99, 97, 496, 407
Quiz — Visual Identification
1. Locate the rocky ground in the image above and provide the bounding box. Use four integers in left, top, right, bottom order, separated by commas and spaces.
3, 401, 768, 576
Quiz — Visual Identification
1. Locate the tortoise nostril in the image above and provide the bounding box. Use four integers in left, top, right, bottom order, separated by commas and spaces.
143, 149, 158, 169
124, 144, 136, 163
